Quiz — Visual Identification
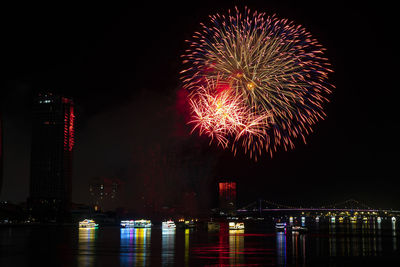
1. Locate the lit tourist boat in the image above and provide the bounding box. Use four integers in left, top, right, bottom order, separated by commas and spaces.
229, 222, 244, 230
120, 220, 135, 228
162, 220, 176, 229
134, 220, 152, 228
79, 219, 98, 228
275, 222, 287, 231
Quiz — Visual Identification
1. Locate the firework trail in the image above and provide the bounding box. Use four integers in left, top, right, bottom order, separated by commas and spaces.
181, 7, 333, 159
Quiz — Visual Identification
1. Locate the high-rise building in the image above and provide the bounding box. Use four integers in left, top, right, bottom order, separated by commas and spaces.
28, 93, 75, 221
89, 177, 121, 212
218, 181, 237, 216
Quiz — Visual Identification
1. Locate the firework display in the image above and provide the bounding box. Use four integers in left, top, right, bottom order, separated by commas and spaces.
181, 7, 333, 159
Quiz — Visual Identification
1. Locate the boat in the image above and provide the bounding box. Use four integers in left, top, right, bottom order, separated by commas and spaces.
79, 219, 98, 228
229, 222, 244, 230
162, 220, 176, 229
184, 220, 195, 228
291, 226, 308, 232
275, 222, 287, 231
134, 219, 152, 228
120, 220, 135, 228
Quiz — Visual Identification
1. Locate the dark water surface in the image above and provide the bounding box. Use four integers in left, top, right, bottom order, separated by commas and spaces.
1, 221, 399, 266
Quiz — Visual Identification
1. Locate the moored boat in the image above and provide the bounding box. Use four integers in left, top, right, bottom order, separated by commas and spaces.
120, 220, 135, 228
79, 219, 98, 228
275, 222, 287, 231
229, 222, 244, 230
162, 220, 176, 229
134, 219, 152, 228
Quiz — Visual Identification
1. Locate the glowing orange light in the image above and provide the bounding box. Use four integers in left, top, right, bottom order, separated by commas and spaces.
246, 82, 255, 90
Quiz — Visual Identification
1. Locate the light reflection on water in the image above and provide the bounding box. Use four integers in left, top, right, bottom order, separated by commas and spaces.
162, 228, 175, 266
78, 228, 97, 267
184, 228, 190, 266
276, 231, 286, 266
1, 220, 399, 266
229, 229, 244, 265
393, 221, 397, 251
120, 228, 151, 266
291, 231, 306, 266
120, 228, 134, 266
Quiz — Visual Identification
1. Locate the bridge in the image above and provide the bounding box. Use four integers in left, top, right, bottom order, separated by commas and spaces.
236, 199, 400, 218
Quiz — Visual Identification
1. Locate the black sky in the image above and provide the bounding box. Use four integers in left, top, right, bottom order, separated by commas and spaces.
1, 1, 399, 210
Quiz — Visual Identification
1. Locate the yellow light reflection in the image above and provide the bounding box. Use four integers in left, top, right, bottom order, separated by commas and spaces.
229, 229, 244, 265
78, 228, 96, 267
185, 228, 190, 266
135, 228, 151, 266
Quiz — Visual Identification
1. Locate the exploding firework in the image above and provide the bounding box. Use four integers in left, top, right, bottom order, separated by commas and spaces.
181, 7, 333, 159
189, 78, 273, 149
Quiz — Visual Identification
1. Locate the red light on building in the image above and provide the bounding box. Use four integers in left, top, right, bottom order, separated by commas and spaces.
218, 181, 237, 215
219, 182, 236, 200
63, 97, 75, 152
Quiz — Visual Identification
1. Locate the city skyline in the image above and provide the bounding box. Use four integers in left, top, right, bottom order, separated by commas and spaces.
1, 1, 398, 211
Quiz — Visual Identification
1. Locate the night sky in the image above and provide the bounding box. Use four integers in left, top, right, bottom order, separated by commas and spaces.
1, 1, 398, 211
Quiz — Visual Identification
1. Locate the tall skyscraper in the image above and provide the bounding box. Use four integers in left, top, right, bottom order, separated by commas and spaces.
218, 181, 237, 216
28, 93, 75, 221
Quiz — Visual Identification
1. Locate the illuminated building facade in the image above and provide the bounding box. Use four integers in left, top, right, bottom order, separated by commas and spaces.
28, 93, 75, 221
89, 177, 121, 211
218, 181, 237, 216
